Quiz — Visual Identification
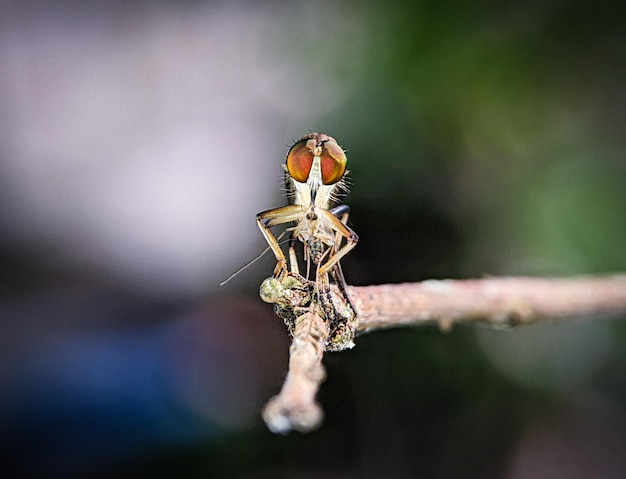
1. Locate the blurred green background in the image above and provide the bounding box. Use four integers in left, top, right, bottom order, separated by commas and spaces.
1, 0, 625, 477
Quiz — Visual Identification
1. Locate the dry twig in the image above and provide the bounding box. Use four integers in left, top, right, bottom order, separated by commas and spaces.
262, 274, 626, 433
351, 275, 626, 332
262, 307, 328, 433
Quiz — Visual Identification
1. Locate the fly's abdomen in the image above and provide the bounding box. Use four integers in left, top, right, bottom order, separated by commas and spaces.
308, 238, 327, 268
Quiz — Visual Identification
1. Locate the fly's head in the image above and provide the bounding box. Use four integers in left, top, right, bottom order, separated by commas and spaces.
284, 133, 349, 209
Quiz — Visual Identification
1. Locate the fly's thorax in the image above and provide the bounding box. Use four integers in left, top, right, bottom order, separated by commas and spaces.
293, 206, 319, 243
295, 207, 337, 250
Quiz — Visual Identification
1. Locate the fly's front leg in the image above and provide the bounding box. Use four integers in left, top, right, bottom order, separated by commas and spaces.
328, 204, 352, 279
287, 237, 300, 276
314, 207, 358, 326
327, 204, 357, 316
256, 204, 305, 279
316, 208, 358, 278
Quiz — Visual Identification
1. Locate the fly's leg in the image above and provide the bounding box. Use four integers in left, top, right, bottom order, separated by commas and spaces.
315, 260, 352, 332
329, 204, 350, 222
316, 209, 358, 278
309, 204, 358, 332
287, 237, 300, 276
325, 204, 358, 318
330, 264, 356, 319
257, 204, 305, 279
315, 269, 339, 324
316, 265, 356, 351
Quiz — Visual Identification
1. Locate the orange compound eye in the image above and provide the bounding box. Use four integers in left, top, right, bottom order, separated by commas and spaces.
320, 140, 347, 185
286, 139, 314, 183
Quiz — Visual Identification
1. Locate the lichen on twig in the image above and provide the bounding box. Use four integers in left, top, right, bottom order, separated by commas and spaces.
259, 272, 354, 433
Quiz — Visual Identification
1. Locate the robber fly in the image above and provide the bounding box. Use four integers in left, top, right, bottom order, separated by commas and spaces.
257, 133, 358, 349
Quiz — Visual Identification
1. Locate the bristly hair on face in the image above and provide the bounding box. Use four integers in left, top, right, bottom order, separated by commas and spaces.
327, 174, 349, 205
281, 164, 296, 202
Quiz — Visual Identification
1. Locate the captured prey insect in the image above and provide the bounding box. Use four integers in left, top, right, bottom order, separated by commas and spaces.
257, 133, 359, 350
